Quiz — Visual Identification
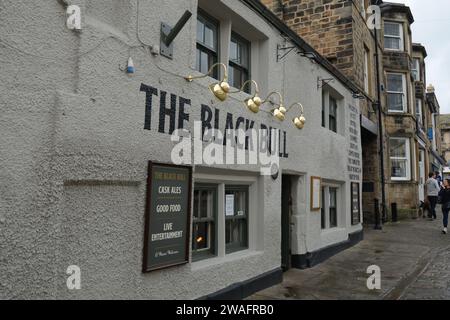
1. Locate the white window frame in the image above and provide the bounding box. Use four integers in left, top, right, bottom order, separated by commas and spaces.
390, 138, 411, 181
386, 73, 407, 113
195, 6, 266, 96
196, 11, 220, 78
321, 89, 342, 134
321, 184, 341, 230
192, 184, 218, 261
228, 32, 251, 93
191, 173, 258, 269
384, 21, 404, 52
411, 58, 420, 82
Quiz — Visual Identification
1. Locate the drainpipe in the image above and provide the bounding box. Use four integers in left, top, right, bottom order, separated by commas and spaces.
374, 26, 386, 229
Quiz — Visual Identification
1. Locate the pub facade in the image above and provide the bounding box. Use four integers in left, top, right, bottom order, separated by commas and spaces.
0, 0, 363, 299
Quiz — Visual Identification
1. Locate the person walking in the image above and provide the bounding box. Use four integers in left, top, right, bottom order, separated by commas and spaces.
426, 172, 440, 220
438, 179, 450, 234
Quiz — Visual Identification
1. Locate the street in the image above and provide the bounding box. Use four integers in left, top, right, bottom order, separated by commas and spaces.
249, 214, 450, 300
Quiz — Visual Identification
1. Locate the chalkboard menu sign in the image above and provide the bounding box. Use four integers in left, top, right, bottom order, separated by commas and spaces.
143, 162, 192, 272
351, 182, 361, 225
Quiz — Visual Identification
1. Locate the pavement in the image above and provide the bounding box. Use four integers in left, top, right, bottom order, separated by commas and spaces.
249, 214, 450, 300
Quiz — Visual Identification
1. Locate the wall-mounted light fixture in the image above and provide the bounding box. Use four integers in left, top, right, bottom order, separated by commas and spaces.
230, 80, 262, 113
262, 91, 286, 121
287, 103, 306, 129
184, 65, 306, 130
185, 63, 230, 101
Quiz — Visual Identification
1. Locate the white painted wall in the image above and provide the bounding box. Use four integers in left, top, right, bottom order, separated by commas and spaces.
0, 0, 362, 299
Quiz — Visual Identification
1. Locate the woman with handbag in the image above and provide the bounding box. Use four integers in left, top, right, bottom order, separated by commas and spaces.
438, 179, 450, 234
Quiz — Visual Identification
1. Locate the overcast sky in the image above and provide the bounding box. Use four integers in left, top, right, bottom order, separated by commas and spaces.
387, 0, 450, 114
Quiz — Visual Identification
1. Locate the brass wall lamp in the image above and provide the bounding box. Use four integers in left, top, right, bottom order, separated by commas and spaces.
230, 80, 262, 113
287, 103, 307, 129
262, 91, 286, 121
185, 63, 230, 101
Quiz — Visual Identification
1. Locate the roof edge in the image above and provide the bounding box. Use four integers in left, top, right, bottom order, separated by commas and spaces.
413, 43, 428, 58
380, 2, 414, 24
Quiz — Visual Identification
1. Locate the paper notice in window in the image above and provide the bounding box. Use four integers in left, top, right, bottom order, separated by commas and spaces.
225, 195, 235, 216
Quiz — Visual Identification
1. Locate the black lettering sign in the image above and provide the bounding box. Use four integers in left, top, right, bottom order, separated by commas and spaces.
140, 84, 158, 131
143, 162, 192, 272
139, 83, 290, 158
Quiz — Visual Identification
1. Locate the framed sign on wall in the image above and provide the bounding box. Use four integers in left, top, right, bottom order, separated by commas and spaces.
351, 182, 361, 225
310, 176, 322, 211
143, 162, 192, 273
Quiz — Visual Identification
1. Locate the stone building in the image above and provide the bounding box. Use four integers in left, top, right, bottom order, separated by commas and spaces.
412, 43, 431, 203
380, 2, 418, 216
261, 0, 445, 220
425, 84, 444, 171
259, 0, 382, 223
0, 0, 365, 299
381, 4, 444, 216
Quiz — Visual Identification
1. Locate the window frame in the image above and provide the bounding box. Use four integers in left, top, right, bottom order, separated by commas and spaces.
228, 32, 251, 93
191, 174, 256, 265
384, 21, 404, 52
321, 185, 341, 230
322, 89, 341, 134
192, 183, 218, 261
416, 98, 424, 128
224, 185, 249, 254
329, 96, 338, 133
329, 187, 338, 229
196, 10, 220, 79
321, 187, 326, 229
411, 58, 421, 82
389, 137, 411, 181
386, 73, 407, 113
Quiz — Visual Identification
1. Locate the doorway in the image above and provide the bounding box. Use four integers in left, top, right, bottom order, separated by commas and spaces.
281, 175, 293, 271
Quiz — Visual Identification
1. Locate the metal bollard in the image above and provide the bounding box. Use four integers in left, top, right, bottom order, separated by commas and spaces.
391, 203, 398, 223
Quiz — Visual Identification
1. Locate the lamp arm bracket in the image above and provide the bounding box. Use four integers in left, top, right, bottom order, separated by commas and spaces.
277, 44, 298, 62
317, 77, 335, 90
160, 10, 192, 59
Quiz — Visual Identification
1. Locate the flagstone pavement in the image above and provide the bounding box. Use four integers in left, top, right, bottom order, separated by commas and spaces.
249, 215, 450, 300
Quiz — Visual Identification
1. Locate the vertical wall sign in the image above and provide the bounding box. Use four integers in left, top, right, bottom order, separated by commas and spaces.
143, 162, 192, 272
351, 182, 361, 225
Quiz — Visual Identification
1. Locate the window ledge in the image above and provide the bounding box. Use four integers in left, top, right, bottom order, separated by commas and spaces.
390, 178, 412, 183
387, 111, 407, 115
384, 49, 405, 53
190, 249, 263, 272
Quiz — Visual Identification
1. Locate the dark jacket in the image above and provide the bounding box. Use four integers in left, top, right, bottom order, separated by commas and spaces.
439, 188, 450, 206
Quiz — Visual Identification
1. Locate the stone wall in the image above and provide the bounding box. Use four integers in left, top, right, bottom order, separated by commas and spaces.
261, 0, 382, 223
261, 0, 355, 80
